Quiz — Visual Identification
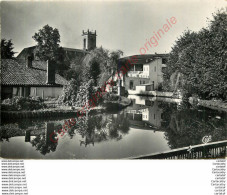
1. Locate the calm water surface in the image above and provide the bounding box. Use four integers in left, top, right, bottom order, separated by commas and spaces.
1, 95, 226, 159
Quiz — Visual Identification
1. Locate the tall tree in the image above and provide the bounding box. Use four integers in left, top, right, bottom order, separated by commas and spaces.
163, 10, 227, 100
1, 39, 16, 59
81, 47, 110, 85
81, 47, 123, 86
109, 49, 124, 86
90, 60, 101, 86
109, 50, 124, 71
32, 24, 60, 61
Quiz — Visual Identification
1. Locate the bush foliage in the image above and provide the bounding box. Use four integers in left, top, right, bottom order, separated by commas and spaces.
58, 47, 123, 107
2, 96, 46, 111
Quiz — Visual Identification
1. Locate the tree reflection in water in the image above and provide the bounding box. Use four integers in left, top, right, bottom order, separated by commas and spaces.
66, 112, 130, 147
30, 123, 58, 155
29, 111, 130, 154
159, 102, 227, 149
2, 100, 225, 156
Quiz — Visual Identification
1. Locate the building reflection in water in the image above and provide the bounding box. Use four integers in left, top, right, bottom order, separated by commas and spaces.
126, 95, 163, 129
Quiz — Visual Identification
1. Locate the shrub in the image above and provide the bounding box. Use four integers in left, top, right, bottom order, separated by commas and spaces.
58, 79, 78, 106
157, 83, 163, 91
2, 96, 46, 111
103, 93, 120, 102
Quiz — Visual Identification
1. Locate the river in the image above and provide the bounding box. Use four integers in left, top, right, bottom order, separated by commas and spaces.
1, 95, 226, 159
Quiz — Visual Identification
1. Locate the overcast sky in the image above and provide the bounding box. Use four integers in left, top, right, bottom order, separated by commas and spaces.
1, 0, 226, 57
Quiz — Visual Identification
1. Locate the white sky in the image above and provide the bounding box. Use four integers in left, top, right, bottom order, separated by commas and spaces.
1, 0, 226, 57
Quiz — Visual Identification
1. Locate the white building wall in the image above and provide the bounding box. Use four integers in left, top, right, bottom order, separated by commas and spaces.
30, 87, 63, 99
148, 58, 161, 89
148, 101, 162, 127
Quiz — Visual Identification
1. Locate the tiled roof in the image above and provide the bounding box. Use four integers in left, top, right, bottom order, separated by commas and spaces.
16, 46, 36, 59
62, 47, 89, 53
17, 46, 88, 60
1, 59, 68, 86
119, 54, 169, 65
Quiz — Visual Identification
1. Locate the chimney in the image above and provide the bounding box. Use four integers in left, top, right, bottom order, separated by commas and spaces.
27, 56, 33, 68
46, 60, 55, 84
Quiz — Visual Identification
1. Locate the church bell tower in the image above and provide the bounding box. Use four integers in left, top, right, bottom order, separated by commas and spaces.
82, 29, 97, 51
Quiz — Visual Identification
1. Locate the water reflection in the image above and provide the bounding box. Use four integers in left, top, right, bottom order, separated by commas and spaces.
30, 123, 58, 155
160, 101, 227, 149
1, 95, 226, 159
69, 112, 130, 147
126, 96, 164, 128
127, 95, 226, 149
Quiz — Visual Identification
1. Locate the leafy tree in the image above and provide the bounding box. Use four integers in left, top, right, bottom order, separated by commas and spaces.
110, 50, 124, 73
109, 50, 124, 83
1, 39, 16, 59
90, 60, 101, 86
32, 24, 60, 61
194, 11, 227, 99
59, 47, 123, 107
162, 30, 198, 93
32, 25, 71, 76
81, 47, 123, 86
81, 47, 109, 84
163, 10, 227, 100
64, 66, 81, 81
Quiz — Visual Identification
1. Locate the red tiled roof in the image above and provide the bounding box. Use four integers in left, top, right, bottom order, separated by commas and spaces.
1, 59, 68, 86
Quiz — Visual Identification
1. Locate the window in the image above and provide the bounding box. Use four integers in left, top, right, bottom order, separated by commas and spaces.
129, 80, 134, 90
162, 67, 167, 73
143, 81, 145, 84
152, 81, 155, 90
2, 87, 13, 99
135, 64, 143, 71
161, 113, 164, 119
162, 58, 167, 64
154, 66, 156, 72
145, 100, 152, 106
83, 39, 86, 49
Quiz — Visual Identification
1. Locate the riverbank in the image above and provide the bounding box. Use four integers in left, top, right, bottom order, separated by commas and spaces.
189, 97, 227, 112
103, 96, 132, 111
1, 106, 105, 120
198, 99, 227, 112
1, 96, 132, 119
128, 89, 175, 97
